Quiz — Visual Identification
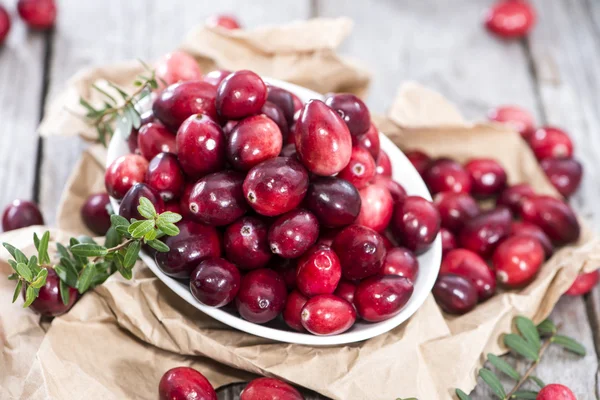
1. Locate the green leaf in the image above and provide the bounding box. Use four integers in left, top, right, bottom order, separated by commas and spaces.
127, 105, 141, 129
487, 353, 520, 381
3, 243, 28, 263
59, 279, 70, 306
528, 376, 545, 389
478, 368, 506, 399
455, 389, 472, 400
37, 231, 51, 264
551, 335, 586, 356
144, 229, 158, 242
104, 226, 121, 249
92, 83, 118, 104
77, 235, 97, 244
27, 255, 41, 276
117, 263, 133, 280
30, 269, 48, 289
79, 97, 99, 115
116, 225, 131, 237
157, 211, 182, 224
156, 221, 179, 236
515, 316, 541, 352
110, 214, 130, 228
128, 220, 155, 238
504, 334, 539, 361
55, 258, 79, 287
137, 205, 156, 220
33, 233, 40, 250
56, 243, 71, 260
15, 262, 33, 282
7, 273, 18, 280
76, 264, 96, 294
146, 239, 169, 253
23, 286, 37, 308
537, 319, 557, 336
12, 280, 22, 303
511, 390, 538, 399
70, 243, 108, 257
123, 241, 141, 269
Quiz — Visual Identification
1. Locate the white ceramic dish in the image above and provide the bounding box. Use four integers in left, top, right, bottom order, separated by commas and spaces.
107, 77, 441, 346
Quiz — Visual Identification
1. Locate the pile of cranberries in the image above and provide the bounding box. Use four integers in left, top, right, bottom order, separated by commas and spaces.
0, 0, 57, 45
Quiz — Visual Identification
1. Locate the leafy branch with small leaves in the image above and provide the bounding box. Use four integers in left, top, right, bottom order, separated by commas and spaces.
456, 316, 585, 400
5, 197, 181, 308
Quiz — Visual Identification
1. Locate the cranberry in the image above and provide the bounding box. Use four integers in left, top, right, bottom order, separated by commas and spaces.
405, 150, 431, 176
301, 294, 356, 335
540, 158, 583, 198
458, 207, 512, 258
153, 81, 218, 131
497, 183, 535, 215
283, 290, 308, 332
269, 257, 297, 290
511, 221, 554, 258
26, 269, 78, 317
243, 157, 309, 216
17, 0, 56, 30
440, 249, 496, 301
201, 69, 231, 87
176, 114, 226, 179
155, 51, 202, 88
179, 183, 195, 219
128, 111, 155, 154
355, 123, 380, 159
520, 195, 580, 244
0, 6, 10, 44
391, 196, 441, 254
216, 70, 266, 119
332, 225, 387, 280
528, 126, 573, 160
337, 146, 376, 189
235, 269, 287, 324
81, 193, 111, 235
381, 247, 419, 283
423, 158, 471, 194
2, 200, 44, 232
295, 99, 352, 176
296, 245, 342, 297
484, 0, 536, 39
440, 228, 457, 256
145, 153, 185, 201
381, 231, 396, 250
137, 121, 176, 161
354, 275, 413, 322
105, 154, 149, 200
305, 177, 361, 228
267, 86, 296, 125
324, 93, 371, 137
206, 14, 241, 30
268, 209, 319, 259
316, 229, 340, 247
190, 258, 241, 307
164, 201, 181, 214
227, 114, 282, 171
432, 273, 478, 315
372, 176, 406, 205
159, 367, 217, 400
224, 216, 271, 270
536, 384, 576, 400
375, 150, 392, 177
494, 235, 544, 288
280, 143, 297, 158
488, 105, 535, 139
355, 183, 394, 232
118, 183, 164, 221
155, 221, 221, 279
188, 171, 248, 226
291, 93, 303, 114
433, 191, 480, 233
261, 101, 289, 141
565, 270, 600, 296
241, 378, 303, 400
334, 280, 357, 306
464, 158, 507, 197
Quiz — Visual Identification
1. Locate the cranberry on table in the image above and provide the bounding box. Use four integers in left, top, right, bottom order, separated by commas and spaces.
520, 195, 580, 244
497, 183, 535, 215
423, 158, 471, 194
2, 200, 44, 232
536, 384, 576, 400
301, 294, 356, 335
0, 6, 10, 45
105, 154, 148, 199
296, 245, 342, 297
440, 228, 457, 256
337, 146, 376, 189
224, 216, 272, 270
283, 290, 308, 332
267, 85, 296, 125
159, 367, 217, 400
155, 51, 202, 88
432, 273, 478, 315
235, 268, 287, 324
405, 150, 431, 176
528, 126, 574, 160
488, 105, 535, 139
305, 177, 361, 228
390, 196, 441, 254
433, 191, 480, 233
565, 270, 600, 296
201, 69, 231, 87
354, 275, 414, 322
540, 158, 583, 198
324, 93, 371, 137
464, 158, 507, 197
176, 114, 226, 179
268, 209, 319, 259
118, 183, 164, 221
227, 114, 283, 171
375, 150, 392, 177
332, 225, 387, 280
381, 247, 419, 283
80, 193, 111, 235
145, 152, 185, 201
241, 378, 304, 400
27, 268, 78, 317
458, 206, 512, 258
17, 0, 56, 30
206, 14, 241, 30
188, 171, 248, 226
511, 221, 554, 258
334, 280, 357, 306
261, 101, 289, 141
190, 258, 241, 307
216, 70, 267, 119
355, 123, 380, 159
153, 81, 218, 131
494, 235, 544, 288
440, 249, 496, 301
484, 0, 536, 39
355, 183, 394, 233
372, 175, 407, 205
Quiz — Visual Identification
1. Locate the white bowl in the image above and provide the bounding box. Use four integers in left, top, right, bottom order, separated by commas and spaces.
107, 77, 441, 346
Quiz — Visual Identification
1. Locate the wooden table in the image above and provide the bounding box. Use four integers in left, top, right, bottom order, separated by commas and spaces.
1, 0, 598, 398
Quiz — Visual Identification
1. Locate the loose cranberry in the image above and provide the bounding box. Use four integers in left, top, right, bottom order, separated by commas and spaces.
201, 69, 231, 87
137, 121, 176, 161
324, 93, 371, 137
405, 150, 431, 176
332, 225, 387, 280
153, 81, 218, 131
17, 0, 56, 30
159, 367, 217, 400
295, 99, 352, 176
105, 154, 149, 200
179, 183, 195, 219
224, 216, 271, 270
337, 146, 376, 189
26, 269, 78, 317
540, 158, 583, 198
118, 183, 164, 221
206, 14, 241, 30
81, 193, 111, 235
440, 249, 496, 301
280, 143, 297, 158
235, 269, 287, 324
155, 221, 221, 279
155, 51, 202, 88
372, 176, 407, 205
391, 196, 441, 254
188, 171, 248, 226
243, 157, 309, 216
301, 294, 356, 335
511, 221, 554, 258
269, 257, 297, 290
381, 247, 419, 283
375, 150, 392, 177
334, 280, 357, 306
497, 183, 535, 215
433, 191, 480, 233
296, 245, 342, 297
305, 177, 361, 228
354, 275, 413, 322
484, 0, 536, 39
536, 384, 576, 400
432, 273, 478, 315
440, 228, 457, 256
494, 235, 544, 288
190, 258, 241, 307
216, 70, 267, 119
464, 158, 507, 197
164, 201, 181, 214
2, 200, 44, 232
423, 158, 471, 194
355, 123, 380, 159
261, 101, 289, 142
145, 153, 185, 201
520, 195, 580, 244
268, 209, 319, 259
565, 270, 600, 296
241, 378, 303, 400
488, 105, 535, 139
355, 183, 394, 233
283, 290, 308, 332
227, 114, 282, 171
528, 126, 574, 160
458, 207, 512, 258
0, 6, 10, 44
176, 114, 226, 178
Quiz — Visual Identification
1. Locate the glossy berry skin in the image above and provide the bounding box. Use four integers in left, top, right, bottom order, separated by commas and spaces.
296, 245, 342, 297
188, 171, 248, 226
80, 193, 111, 235
423, 158, 471, 194
243, 157, 309, 216
216, 70, 267, 119
494, 235, 544, 288
145, 152, 185, 201
354, 275, 414, 322
159, 367, 217, 400
372, 176, 407, 205
105, 154, 149, 200
405, 150, 431, 176
565, 270, 600, 296
355, 183, 394, 233
332, 225, 387, 280
190, 258, 241, 307
337, 146, 376, 189
528, 126, 574, 160
440, 228, 457, 256
485, 0, 536, 39
497, 183, 535, 215
536, 384, 576, 400
355, 123, 380, 159
334, 281, 357, 306
164, 201, 182, 214
540, 158, 583, 198
324, 93, 371, 137
153, 81, 218, 131
240, 378, 304, 400
511, 221, 554, 258
17, 0, 56, 30
267, 86, 296, 125
27, 269, 79, 317
2, 200, 44, 232
235, 269, 287, 324
179, 183, 195, 220
440, 249, 496, 301
433, 191, 480, 233
488, 105, 535, 139
137, 121, 177, 161
268, 209, 319, 259
301, 295, 357, 336
155, 221, 221, 279
176, 114, 226, 179
224, 216, 271, 270
464, 158, 507, 197
155, 51, 202, 88
305, 177, 361, 228
458, 207, 512, 258
375, 150, 392, 177
118, 183, 164, 221
520, 195, 580, 245
227, 114, 283, 171
432, 273, 478, 315
0, 6, 10, 44
283, 290, 308, 332
381, 247, 419, 283
294, 99, 352, 176
202, 69, 231, 87
128, 111, 155, 154
261, 101, 289, 141
206, 14, 241, 30
391, 196, 441, 254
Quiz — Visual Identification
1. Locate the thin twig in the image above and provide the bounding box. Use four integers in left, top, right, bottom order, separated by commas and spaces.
91, 238, 134, 263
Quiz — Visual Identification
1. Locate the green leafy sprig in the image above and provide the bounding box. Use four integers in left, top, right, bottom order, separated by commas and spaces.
4, 197, 181, 308
456, 316, 586, 399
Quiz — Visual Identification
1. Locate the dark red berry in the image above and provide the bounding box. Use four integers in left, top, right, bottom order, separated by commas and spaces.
381, 247, 419, 283
355, 123, 380, 159
137, 121, 176, 161
224, 216, 272, 270
405, 150, 431, 176
17, 0, 56, 30
528, 126, 573, 160
301, 294, 356, 335
26, 268, 79, 317
153, 81, 218, 131
268, 209, 319, 259
464, 158, 507, 197
337, 146, 376, 189
391, 196, 441, 254
458, 207, 512, 258
324, 93, 371, 137
296, 245, 342, 297
355, 183, 394, 232
190, 258, 241, 307
332, 225, 387, 280
372, 176, 407, 205
201, 69, 231, 87
81, 193, 111, 235
485, 0, 536, 39
565, 270, 600, 296
305, 177, 361, 228
433, 191, 480, 233
423, 158, 471, 194
440, 228, 457, 256
536, 384, 576, 400
540, 158, 583, 198
334, 280, 357, 306
235, 269, 287, 324
2, 200, 44, 232
145, 152, 185, 201
497, 183, 535, 215
432, 273, 477, 315
493, 235, 544, 288
488, 105, 535, 139
216, 70, 267, 119
159, 367, 217, 400
375, 150, 392, 177
511, 221, 554, 258
282, 290, 308, 332
261, 101, 289, 142
176, 114, 226, 179
188, 171, 248, 226
227, 114, 283, 171
520, 195, 580, 244
440, 249, 496, 301
240, 378, 303, 400
118, 183, 164, 221
354, 275, 413, 322
105, 154, 148, 200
